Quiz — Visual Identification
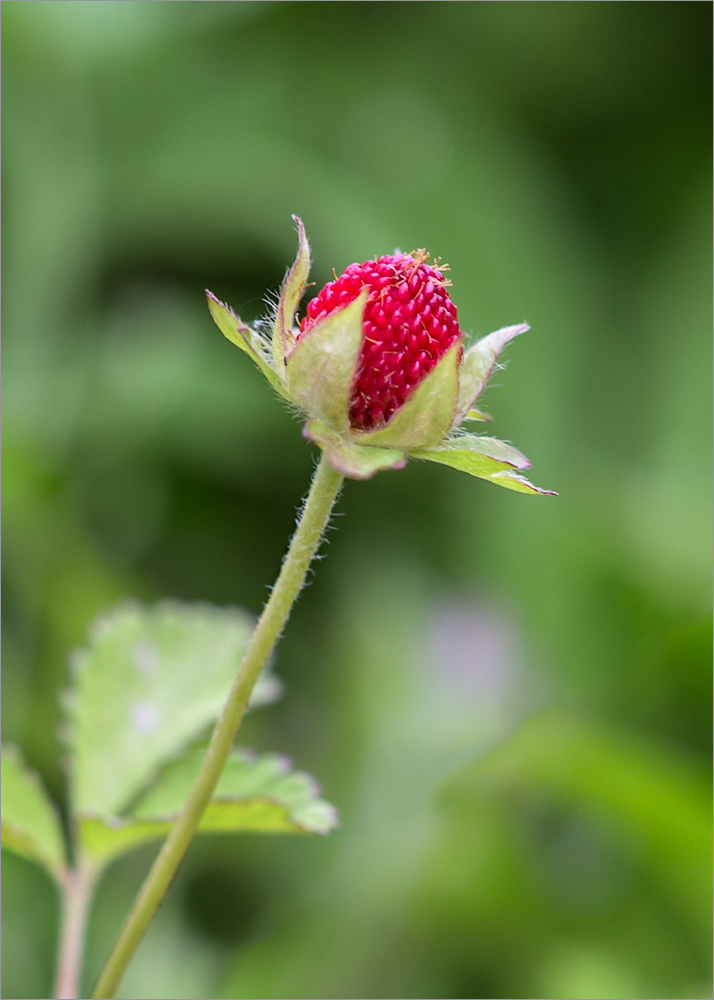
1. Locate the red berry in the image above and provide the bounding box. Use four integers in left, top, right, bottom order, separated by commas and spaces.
299, 252, 463, 430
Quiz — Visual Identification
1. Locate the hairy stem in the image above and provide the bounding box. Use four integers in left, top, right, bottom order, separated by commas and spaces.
92, 455, 343, 999
55, 863, 97, 1000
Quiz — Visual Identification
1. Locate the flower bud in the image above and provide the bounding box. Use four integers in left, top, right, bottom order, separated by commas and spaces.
207, 218, 555, 493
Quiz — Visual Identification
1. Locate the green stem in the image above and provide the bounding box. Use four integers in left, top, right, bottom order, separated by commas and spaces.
54, 863, 97, 1000
92, 455, 344, 999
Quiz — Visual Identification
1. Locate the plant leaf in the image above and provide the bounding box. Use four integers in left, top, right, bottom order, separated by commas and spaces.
454, 323, 528, 425
206, 291, 289, 398
304, 419, 406, 479
356, 341, 461, 450
79, 748, 339, 868
272, 216, 311, 370
66, 600, 280, 818
1, 746, 66, 881
285, 293, 367, 429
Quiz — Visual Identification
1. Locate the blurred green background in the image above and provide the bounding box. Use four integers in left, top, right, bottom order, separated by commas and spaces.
2, 3, 711, 998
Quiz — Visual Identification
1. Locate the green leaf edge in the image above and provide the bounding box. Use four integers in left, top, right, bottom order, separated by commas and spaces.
1, 745, 66, 882
77, 749, 339, 869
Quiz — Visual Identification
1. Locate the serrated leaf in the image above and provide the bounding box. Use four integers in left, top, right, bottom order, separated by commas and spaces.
206, 291, 289, 398
67, 600, 280, 818
304, 418, 406, 479
356, 341, 461, 450
132, 748, 335, 823
454, 324, 528, 425
1, 746, 66, 881
285, 293, 367, 429
272, 216, 311, 370
79, 749, 339, 868
80, 816, 168, 869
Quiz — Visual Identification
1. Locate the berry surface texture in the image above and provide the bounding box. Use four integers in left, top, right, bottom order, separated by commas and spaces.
300, 253, 463, 430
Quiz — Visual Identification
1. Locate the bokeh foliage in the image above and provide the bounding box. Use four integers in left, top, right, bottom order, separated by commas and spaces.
2, 3, 711, 999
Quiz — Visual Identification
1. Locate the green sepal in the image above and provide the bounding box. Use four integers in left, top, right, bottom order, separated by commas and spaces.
411, 444, 514, 479
487, 471, 558, 495
454, 324, 528, 425
78, 748, 339, 869
464, 408, 492, 422
412, 436, 556, 494
286, 293, 367, 429
1, 745, 66, 882
438, 434, 531, 469
304, 419, 406, 480
356, 341, 461, 451
272, 216, 311, 370
206, 291, 289, 399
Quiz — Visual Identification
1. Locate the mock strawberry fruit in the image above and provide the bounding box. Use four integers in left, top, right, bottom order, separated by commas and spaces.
299, 253, 463, 430
207, 216, 554, 492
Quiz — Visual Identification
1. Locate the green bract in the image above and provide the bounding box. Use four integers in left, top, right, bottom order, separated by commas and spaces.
207, 217, 555, 494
